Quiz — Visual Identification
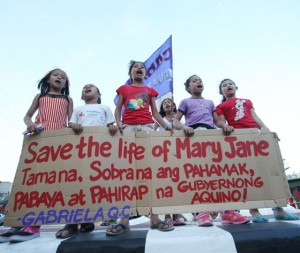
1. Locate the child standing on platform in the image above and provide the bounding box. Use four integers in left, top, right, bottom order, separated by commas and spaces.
0, 68, 73, 243
173, 75, 249, 226
154, 98, 186, 226
106, 60, 174, 236
217, 78, 300, 222
55, 83, 118, 239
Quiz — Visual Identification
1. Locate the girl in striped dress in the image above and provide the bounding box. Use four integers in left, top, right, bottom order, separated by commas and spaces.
24, 68, 73, 133
0, 68, 73, 243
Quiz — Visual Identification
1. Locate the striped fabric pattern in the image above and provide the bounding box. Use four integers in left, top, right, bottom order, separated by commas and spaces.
35, 94, 69, 131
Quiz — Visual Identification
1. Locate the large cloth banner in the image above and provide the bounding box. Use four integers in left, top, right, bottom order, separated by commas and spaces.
114, 36, 173, 105
5, 127, 290, 226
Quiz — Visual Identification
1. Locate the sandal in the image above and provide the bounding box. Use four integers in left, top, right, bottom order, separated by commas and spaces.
274, 212, 300, 220
273, 207, 300, 220
252, 215, 269, 223
172, 219, 186, 226
106, 223, 129, 236
150, 220, 174, 232
56, 224, 79, 239
80, 223, 95, 233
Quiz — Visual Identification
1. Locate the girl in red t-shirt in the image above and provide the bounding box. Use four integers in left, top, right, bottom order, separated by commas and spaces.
106, 61, 173, 236
217, 78, 299, 223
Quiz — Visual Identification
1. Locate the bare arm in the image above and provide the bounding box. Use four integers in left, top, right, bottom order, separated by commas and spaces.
67, 97, 74, 122
214, 112, 234, 136
250, 109, 280, 141
114, 94, 124, 133
23, 94, 40, 133
172, 111, 184, 130
68, 105, 84, 134
173, 110, 194, 136
250, 109, 267, 129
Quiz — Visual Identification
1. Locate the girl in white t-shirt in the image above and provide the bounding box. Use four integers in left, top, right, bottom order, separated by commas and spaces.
68, 84, 117, 135
55, 84, 118, 239
154, 98, 177, 131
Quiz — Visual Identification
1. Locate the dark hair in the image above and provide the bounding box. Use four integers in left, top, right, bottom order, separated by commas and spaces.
37, 68, 70, 95
128, 60, 146, 83
184, 75, 197, 94
159, 98, 177, 117
81, 84, 101, 104
219, 78, 235, 102
95, 86, 101, 104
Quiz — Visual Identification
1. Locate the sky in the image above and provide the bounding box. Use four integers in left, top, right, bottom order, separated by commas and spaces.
0, 0, 299, 182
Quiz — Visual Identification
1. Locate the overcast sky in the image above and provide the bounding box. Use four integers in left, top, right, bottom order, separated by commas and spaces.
0, 0, 299, 181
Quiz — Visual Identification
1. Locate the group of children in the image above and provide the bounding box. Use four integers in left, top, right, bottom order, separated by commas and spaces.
0, 61, 299, 243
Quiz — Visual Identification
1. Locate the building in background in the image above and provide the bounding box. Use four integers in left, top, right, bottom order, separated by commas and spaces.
0, 181, 12, 215
287, 172, 300, 209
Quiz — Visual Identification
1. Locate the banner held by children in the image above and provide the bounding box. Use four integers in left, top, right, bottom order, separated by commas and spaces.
4, 127, 290, 226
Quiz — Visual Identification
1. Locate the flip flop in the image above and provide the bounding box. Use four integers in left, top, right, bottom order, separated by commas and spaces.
252, 215, 269, 223
274, 213, 300, 220
80, 223, 95, 234
273, 207, 300, 220
151, 220, 174, 231
172, 219, 186, 226
106, 224, 129, 236
56, 224, 79, 239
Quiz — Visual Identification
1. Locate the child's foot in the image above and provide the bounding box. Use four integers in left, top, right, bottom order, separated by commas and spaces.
250, 209, 269, 223
273, 207, 300, 220
165, 214, 172, 221
106, 223, 129, 236
172, 214, 186, 226
9, 226, 40, 242
0, 227, 23, 243
196, 212, 213, 227
56, 224, 78, 239
252, 215, 269, 223
106, 218, 129, 236
150, 216, 174, 231
221, 211, 250, 224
